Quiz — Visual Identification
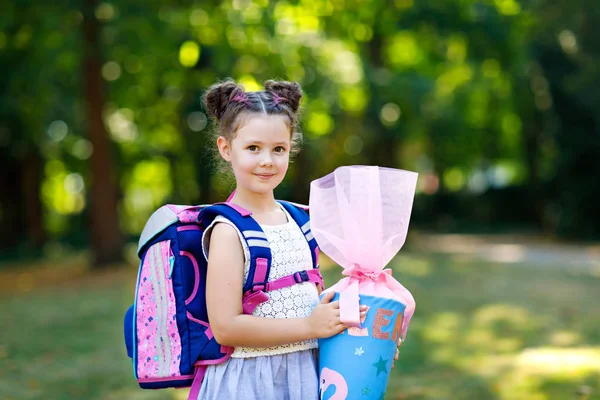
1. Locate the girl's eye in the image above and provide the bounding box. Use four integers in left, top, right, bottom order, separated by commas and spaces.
247, 145, 258, 151
274, 146, 286, 153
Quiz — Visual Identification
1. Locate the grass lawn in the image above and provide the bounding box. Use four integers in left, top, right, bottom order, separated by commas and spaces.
1, 251, 599, 400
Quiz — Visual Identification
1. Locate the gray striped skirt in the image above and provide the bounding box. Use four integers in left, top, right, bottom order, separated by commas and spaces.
197, 349, 319, 400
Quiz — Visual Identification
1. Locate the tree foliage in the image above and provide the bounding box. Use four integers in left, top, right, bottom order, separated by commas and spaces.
1, 0, 599, 263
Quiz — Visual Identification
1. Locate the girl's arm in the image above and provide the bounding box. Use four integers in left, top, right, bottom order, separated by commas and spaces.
205, 222, 347, 348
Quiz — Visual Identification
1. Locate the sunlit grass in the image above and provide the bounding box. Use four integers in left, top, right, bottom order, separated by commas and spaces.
1, 251, 599, 399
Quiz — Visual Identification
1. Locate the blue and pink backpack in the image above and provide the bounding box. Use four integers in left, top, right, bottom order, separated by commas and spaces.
123, 198, 323, 398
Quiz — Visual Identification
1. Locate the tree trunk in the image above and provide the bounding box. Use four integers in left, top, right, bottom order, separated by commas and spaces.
523, 122, 545, 227
0, 154, 24, 250
82, 0, 123, 266
22, 150, 45, 247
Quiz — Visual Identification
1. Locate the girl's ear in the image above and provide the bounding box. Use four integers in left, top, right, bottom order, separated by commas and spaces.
217, 136, 232, 162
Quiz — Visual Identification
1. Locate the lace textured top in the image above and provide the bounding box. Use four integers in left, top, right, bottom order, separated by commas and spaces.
202, 207, 319, 358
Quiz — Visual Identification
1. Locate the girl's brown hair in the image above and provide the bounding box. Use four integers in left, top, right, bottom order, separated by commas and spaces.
203, 79, 304, 158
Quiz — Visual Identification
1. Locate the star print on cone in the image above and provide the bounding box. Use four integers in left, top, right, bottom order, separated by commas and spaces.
310, 166, 418, 400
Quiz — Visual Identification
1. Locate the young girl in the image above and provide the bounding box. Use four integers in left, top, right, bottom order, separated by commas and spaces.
198, 79, 396, 399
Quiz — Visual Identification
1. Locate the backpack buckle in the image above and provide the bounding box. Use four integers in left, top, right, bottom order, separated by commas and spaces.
252, 284, 266, 292
293, 270, 310, 283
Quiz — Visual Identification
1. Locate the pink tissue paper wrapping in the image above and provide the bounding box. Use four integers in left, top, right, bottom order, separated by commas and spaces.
309, 165, 418, 340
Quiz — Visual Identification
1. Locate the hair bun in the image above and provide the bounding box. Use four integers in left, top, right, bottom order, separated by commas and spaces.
264, 80, 303, 113
204, 79, 245, 120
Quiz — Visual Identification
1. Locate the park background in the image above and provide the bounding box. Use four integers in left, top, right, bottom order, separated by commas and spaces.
1, 1, 600, 399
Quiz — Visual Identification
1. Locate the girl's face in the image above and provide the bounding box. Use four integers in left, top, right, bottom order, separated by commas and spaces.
218, 114, 291, 196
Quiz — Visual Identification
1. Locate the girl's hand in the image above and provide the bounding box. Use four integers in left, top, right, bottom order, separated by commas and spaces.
306, 291, 367, 339
391, 337, 403, 369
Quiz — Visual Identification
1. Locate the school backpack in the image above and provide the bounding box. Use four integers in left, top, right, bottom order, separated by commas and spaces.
123, 199, 323, 399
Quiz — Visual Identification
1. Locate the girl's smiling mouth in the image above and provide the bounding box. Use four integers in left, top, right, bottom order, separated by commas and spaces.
255, 173, 275, 180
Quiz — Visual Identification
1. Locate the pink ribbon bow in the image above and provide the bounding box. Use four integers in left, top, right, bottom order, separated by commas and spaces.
334, 264, 415, 340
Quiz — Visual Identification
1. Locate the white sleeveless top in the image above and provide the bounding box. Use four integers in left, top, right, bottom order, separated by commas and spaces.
201, 206, 319, 358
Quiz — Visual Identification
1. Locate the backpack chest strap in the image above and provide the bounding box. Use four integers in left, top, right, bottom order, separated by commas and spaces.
241, 269, 324, 315
265, 269, 324, 292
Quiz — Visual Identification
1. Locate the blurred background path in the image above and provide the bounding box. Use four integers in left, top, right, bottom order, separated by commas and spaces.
409, 232, 600, 270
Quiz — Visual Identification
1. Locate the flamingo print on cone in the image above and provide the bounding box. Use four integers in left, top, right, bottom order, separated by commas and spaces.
320, 367, 348, 400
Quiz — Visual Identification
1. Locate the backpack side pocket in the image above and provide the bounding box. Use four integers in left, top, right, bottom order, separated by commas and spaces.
135, 240, 183, 382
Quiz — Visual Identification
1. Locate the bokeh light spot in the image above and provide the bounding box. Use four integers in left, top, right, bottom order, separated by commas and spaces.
190, 9, 209, 26
179, 41, 201, 68
47, 121, 68, 142
107, 108, 138, 142
102, 61, 121, 81
344, 135, 364, 155
380, 103, 401, 126
495, 0, 521, 15
72, 139, 94, 160
187, 112, 208, 132
95, 2, 116, 22
64, 173, 85, 195
306, 112, 334, 136
339, 87, 367, 113
237, 75, 262, 91
559, 30, 578, 54
444, 168, 465, 192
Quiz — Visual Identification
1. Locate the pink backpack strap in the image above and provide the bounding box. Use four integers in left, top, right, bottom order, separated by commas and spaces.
211, 190, 253, 217
211, 202, 252, 217
266, 269, 324, 292
241, 290, 270, 314
240, 269, 324, 315
187, 366, 206, 400
226, 190, 236, 202
241, 257, 270, 314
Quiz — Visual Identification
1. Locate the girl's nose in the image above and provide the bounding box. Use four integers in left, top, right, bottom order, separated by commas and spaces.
259, 155, 273, 167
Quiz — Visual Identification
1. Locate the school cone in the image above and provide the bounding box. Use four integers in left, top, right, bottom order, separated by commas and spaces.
309, 166, 418, 400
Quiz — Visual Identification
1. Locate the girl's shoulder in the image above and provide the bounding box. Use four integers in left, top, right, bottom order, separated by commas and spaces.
202, 215, 249, 262
209, 219, 239, 241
